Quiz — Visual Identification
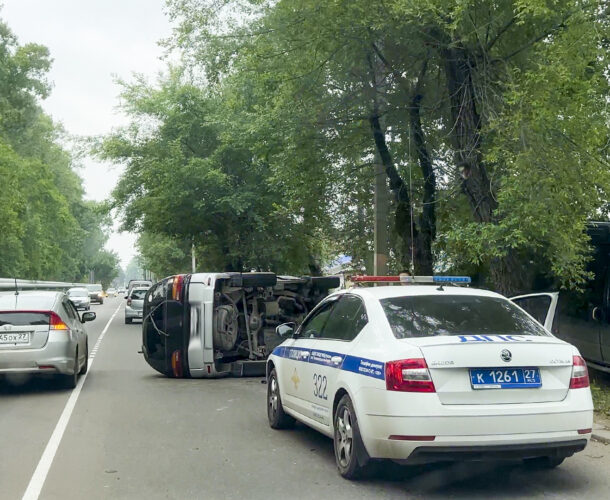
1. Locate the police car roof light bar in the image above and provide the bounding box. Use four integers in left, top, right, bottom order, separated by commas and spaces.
351, 275, 471, 284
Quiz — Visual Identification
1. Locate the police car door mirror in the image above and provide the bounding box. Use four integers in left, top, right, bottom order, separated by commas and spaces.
81, 311, 96, 323
276, 322, 295, 338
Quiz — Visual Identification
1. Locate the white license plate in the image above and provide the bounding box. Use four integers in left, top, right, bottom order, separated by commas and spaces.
0, 332, 30, 344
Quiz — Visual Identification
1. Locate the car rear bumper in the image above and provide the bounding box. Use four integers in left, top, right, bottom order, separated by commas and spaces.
398, 439, 588, 465
356, 390, 593, 462
0, 335, 77, 375
360, 416, 592, 462
125, 307, 143, 320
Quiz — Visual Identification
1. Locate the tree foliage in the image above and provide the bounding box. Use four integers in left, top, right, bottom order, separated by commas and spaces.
101, 69, 333, 274
158, 0, 610, 293
0, 17, 118, 282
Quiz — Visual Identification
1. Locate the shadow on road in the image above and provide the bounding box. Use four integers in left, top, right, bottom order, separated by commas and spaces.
0, 374, 69, 395
287, 422, 595, 498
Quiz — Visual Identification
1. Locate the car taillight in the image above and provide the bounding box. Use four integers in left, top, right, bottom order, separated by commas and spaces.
49, 312, 69, 331
171, 350, 183, 378
570, 355, 589, 389
127, 298, 132, 306
172, 274, 185, 301
386, 358, 436, 392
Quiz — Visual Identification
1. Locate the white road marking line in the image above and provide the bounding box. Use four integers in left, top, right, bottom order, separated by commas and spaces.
22, 303, 122, 500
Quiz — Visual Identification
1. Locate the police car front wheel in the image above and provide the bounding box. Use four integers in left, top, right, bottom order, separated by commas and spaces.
267, 368, 295, 429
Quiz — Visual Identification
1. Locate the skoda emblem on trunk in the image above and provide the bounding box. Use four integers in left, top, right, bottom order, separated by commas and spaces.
501, 349, 512, 362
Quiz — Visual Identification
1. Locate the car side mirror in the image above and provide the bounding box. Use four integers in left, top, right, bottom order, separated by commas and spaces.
124, 296, 128, 299
276, 322, 296, 338
81, 311, 96, 323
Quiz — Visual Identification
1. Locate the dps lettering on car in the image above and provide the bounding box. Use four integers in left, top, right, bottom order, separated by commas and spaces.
267, 278, 594, 480
458, 334, 534, 342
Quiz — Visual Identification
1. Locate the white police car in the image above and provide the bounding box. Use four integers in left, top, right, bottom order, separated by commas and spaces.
266, 276, 594, 479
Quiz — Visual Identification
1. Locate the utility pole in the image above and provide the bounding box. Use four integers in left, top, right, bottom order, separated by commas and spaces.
371, 45, 389, 278
191, 241, 196, 273
374, 157, 389, 276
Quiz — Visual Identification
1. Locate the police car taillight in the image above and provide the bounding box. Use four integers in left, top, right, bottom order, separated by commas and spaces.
569, 355, 589, 389
386, 358, 436, 392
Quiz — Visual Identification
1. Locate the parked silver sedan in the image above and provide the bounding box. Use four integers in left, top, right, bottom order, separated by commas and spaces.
125, 287, 147, 324
0, 291, 95, 388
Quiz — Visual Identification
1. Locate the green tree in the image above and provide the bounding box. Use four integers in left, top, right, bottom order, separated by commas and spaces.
167, 0, 610, 293
137, 232, 191, 279
0, 17, 113, 281
100, 69, 332, 274
124, 258, 143, 282
91, 250, 120, 289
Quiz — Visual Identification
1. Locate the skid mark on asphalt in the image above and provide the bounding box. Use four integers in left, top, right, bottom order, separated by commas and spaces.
21, 303, 122, 500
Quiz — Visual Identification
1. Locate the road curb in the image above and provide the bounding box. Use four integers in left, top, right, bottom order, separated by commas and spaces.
592, 432, 610, 444
593, 414, 610, 444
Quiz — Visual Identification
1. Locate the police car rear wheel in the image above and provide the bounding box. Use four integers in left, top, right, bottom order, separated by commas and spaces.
267, 369, 295, 429
334, 395, 365, 479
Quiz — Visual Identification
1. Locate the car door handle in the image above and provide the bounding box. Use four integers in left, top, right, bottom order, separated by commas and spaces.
592, 307, 602, 321
331, 356, 343, 365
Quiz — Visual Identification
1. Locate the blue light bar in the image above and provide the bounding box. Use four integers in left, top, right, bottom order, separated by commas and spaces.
432, 276, 471, 283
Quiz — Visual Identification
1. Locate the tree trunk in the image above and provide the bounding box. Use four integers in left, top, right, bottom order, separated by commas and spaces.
442, 46, 527, 293
369, 113, 416, 271
442, 46, 497, 223
409, 93, 435, 275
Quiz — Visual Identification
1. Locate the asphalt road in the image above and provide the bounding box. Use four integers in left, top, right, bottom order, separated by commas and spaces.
1, 299, 609, 500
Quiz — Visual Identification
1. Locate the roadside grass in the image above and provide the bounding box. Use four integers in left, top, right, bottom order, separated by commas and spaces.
590, 369, 610, 417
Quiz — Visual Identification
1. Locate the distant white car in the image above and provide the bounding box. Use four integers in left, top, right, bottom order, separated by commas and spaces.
266, 276, 594, 479
106, 288, 117, 297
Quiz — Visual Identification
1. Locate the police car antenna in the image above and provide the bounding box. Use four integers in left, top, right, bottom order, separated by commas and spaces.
14, 277, 19, 296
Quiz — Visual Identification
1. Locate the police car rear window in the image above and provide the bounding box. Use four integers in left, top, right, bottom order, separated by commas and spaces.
380, 295, 549, 339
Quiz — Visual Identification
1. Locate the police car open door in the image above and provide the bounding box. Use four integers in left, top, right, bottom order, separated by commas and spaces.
510, 292, 559, 331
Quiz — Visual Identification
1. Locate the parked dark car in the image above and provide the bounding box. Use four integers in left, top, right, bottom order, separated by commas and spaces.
512, 221, 610, 373
86, 284, 104, 304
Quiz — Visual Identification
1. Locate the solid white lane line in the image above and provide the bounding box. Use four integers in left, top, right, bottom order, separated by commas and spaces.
22, 303, 122, 500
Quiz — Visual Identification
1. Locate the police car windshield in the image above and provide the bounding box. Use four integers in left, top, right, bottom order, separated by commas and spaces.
380, 295, 549, 338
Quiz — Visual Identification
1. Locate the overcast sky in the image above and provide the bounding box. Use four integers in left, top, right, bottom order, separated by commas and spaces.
2, 0, 173, 268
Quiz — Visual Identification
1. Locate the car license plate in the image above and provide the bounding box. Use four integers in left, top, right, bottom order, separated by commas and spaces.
0, 332, 30, 344
470, 368, 541, 389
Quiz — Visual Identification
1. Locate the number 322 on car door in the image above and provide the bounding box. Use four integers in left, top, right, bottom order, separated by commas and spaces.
313, 373, 327, 400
